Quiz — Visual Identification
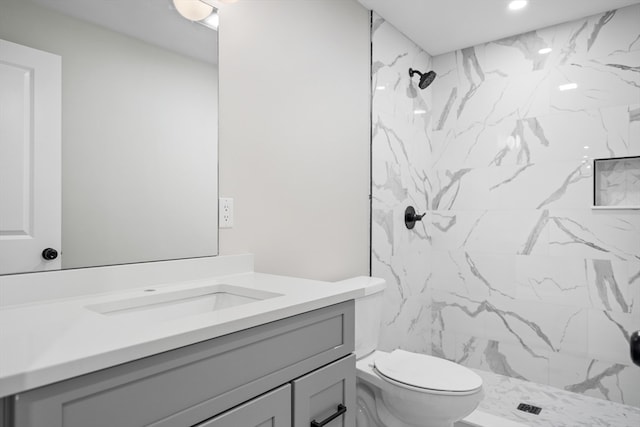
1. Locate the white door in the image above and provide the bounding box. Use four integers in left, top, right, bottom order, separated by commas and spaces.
0, 39, 61, 275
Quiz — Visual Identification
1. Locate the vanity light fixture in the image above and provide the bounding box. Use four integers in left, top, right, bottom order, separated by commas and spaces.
508, 0, 528, 11
558, 83, 578, 91
200, 10, 219, 29
173, 0, 214, 21
173, 0, 220, 30
413, 109, 427, 115
538, 47, 552, 55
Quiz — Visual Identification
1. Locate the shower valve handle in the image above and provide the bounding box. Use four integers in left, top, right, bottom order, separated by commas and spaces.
404, 206, 425, 230
631, 331, 640, 367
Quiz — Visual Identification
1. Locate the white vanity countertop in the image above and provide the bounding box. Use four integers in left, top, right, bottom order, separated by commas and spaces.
0, 272, 370, 398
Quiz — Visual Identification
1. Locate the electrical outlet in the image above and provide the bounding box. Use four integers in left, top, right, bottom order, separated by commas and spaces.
219, 197, 234, 228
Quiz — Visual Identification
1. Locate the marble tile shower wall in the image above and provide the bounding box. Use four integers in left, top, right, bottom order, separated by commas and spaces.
371, 6, 640, 407
371, 12, 434, 355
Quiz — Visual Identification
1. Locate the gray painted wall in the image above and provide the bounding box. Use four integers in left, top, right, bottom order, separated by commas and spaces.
219, 0, 371, 281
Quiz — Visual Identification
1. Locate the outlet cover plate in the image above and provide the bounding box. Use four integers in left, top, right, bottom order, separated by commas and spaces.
219, 198, 233, 228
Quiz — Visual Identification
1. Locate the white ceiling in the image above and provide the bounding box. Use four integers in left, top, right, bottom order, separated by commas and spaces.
358, 0, 640, 56
31, 0, 218, 64
28, 0, 640, 64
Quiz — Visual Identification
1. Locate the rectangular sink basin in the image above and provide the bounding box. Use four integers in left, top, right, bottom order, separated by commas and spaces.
85, 284, 282, 322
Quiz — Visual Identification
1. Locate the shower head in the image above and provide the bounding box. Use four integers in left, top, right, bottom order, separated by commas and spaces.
409, 68, 437, 89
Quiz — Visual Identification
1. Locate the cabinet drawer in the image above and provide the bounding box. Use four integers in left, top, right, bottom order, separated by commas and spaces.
195, 384, 291, 427
292, 354, 355, 427
12, 301, 354, 427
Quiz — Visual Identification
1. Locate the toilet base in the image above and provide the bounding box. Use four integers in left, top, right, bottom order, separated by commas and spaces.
356, 380, 384, 427
357, 379, 460, 427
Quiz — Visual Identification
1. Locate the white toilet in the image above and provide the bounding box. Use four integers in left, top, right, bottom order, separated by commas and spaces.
348, 277, 484, 427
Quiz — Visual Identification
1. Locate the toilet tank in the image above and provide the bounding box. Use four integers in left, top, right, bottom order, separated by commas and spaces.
335, 276, 386, 359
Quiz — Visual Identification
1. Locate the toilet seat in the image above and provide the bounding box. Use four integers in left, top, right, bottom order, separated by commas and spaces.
374, 350, 482, 394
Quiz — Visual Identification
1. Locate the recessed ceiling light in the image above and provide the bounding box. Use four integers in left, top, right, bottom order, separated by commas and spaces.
376, 86, 386, 91
413, 109, 427, 115
508, 0, 528, 11
538, 47, 552, 55
558, 83, 578, 91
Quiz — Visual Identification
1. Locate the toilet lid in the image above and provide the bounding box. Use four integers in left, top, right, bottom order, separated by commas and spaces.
374, 350, 482, 392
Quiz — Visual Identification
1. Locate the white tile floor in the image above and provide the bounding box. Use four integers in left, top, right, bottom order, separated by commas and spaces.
458, 369, 640, 427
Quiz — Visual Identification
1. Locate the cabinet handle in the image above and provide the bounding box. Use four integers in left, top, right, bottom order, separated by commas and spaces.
310, 404, 347, 427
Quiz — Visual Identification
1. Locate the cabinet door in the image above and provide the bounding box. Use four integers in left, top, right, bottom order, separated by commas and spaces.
292, 355, 355, 427
195, 385, 291, 427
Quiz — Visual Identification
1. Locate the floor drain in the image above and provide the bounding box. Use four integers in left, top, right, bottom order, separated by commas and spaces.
517, 403, 542, 415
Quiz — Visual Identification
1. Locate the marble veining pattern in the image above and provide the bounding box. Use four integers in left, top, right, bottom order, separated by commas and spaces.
371, 11, 434, 355
371, 4, 640, 409
471, 369, 640, 427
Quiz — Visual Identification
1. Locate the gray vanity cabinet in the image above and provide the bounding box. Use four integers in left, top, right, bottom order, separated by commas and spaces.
292, 354, 355, 427
7, 301, 355, 427
194, 384, 291, 427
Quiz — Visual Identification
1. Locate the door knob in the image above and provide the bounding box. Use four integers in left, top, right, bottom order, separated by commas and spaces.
42, 248, 58, 260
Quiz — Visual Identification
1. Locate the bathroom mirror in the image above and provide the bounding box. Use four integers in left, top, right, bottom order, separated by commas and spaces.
0, 0, 219, 274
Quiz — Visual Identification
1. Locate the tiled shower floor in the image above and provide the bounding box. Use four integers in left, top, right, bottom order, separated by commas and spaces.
458, 369, 640, 427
